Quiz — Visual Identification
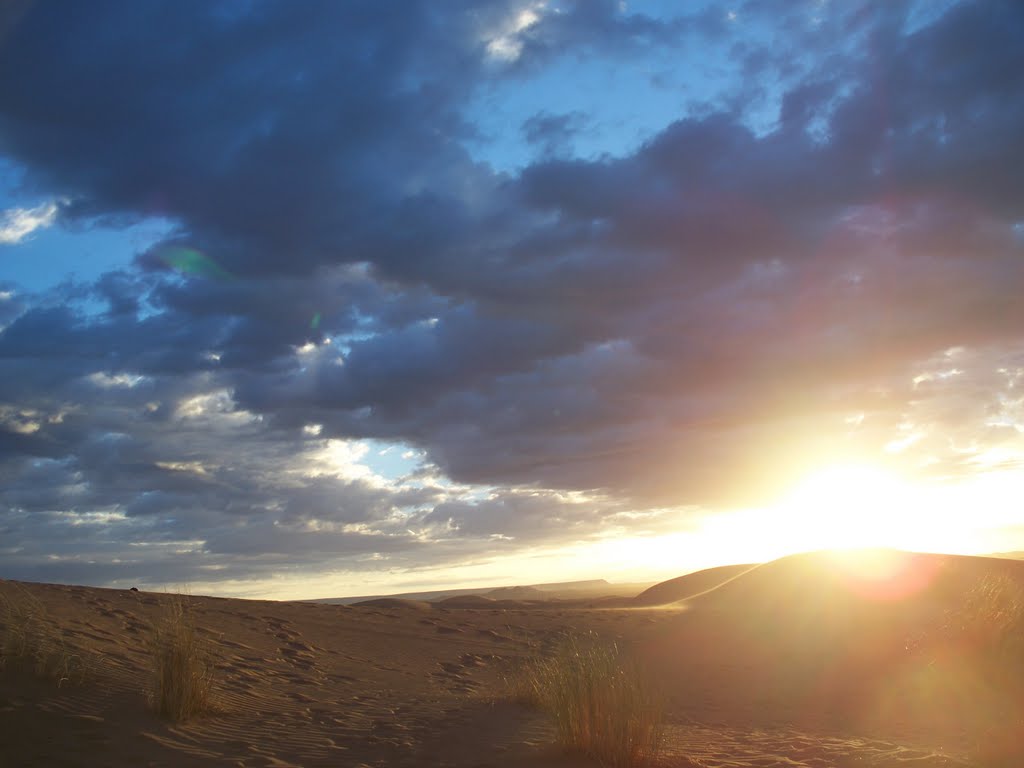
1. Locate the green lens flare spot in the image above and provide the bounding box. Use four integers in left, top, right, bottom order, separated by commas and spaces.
158, 246, 232, 281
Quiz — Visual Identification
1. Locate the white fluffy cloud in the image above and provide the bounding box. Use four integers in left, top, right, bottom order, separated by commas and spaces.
0, 200, 59, 244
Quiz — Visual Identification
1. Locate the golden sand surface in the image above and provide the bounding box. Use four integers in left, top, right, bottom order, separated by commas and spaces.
2, 550, 1021, 767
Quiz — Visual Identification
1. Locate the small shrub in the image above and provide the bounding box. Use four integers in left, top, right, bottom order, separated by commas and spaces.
943, 574, 1024, 662
148, 596, 217, 721
0, 584, 87, 686
507, 631, 664, 767
972, 575, 1024, 654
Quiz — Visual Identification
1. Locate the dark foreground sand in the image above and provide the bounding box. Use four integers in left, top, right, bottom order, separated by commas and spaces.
2, 550, 1022, 767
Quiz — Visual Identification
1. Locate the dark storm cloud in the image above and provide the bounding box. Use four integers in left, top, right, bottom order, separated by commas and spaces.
1, 0, 486, 276
1, 0, 1023, 590
521, 111, 588, 158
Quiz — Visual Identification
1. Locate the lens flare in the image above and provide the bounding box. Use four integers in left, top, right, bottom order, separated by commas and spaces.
157, 245, 232, 280
829, 548, 939, 602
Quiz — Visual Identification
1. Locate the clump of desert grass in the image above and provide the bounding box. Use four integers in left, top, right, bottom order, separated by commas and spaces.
906, 571, 1024, 698
954, 573, 1024, 661
0, 583, 89, 686
506, 631, 664, 767
148, 595, 217, 722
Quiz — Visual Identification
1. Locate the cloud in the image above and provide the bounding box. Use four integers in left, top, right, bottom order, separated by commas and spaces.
0, 200, 58, 244
1, 1, 1023, 592
482, 1, 546, 62
521, 111, 588, 158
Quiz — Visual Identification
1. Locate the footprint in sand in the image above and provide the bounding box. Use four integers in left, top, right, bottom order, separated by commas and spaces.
259, 617, 319, 673
430, 658, 484, 694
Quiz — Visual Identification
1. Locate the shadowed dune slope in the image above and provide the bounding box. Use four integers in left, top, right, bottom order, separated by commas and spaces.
436, 594, 499, 608
667, 549, 1024, 663
638, 549, 1024, 764
349, 597, 433, 611
686, 549, 1024, 614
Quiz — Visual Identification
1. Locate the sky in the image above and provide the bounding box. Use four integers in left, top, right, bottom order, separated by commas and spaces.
1, 0, 1023, 600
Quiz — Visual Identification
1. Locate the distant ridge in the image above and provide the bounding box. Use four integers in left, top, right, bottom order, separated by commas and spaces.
309, 578, 653, 605
483, 586, 549, 601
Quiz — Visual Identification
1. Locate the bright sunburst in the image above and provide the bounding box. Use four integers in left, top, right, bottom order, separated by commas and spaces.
779, 464, 914, 551
734, 462, 1023, 562
652, 461, 1024, 576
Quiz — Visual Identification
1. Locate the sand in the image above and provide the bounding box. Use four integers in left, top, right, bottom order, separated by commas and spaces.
2, 550, 1021, 767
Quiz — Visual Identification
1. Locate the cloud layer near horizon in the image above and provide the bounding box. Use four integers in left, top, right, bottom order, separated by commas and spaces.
1, 1, 1023, 594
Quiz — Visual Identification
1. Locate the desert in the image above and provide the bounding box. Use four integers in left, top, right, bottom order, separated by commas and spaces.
3, 549, 1021, 767
5, 2, 1024, 766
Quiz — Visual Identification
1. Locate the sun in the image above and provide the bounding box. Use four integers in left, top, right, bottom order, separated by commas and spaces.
568, 460, 1021, 584
671, 463, 931, 569
778, 464, 915, 551
690, 458, 1024, 569
768, 462, 1015, 558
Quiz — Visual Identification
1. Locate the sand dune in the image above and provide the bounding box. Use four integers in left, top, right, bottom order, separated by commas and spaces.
633, 563, 757, 606
2, 550, 1021, 766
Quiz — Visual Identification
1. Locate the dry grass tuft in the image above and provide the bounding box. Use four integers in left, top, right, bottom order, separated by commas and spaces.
0, 583, 88, 686
507, 631, 664, 767
958, 574, 1024, 660
148, 596, 217, 721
